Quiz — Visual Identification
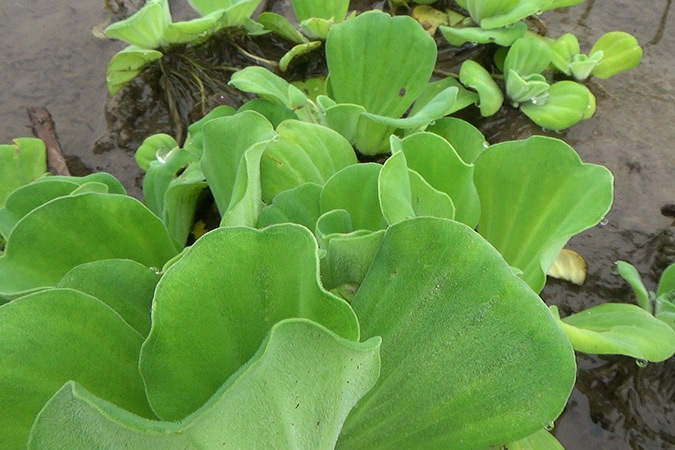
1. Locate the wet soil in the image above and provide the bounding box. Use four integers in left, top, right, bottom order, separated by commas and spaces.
0, 0, 673, 448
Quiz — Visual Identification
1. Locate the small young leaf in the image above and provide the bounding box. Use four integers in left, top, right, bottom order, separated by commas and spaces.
590, 31, 642, 79
616, 261, 651, 311
459, 60, 503, 116
106, 45, 163, 95
258, 12, 308, 44
520, 80, 596, 130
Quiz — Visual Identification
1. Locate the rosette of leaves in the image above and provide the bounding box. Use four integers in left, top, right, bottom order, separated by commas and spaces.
231, 11, 460, 155
549, 31, 643, 80
459, 37, 596, 130
104, 0, 263, 94
0, 215, 577, 448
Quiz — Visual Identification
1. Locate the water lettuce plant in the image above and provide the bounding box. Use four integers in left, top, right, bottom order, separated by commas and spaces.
1, 2, 672, 449
435, 0, 642, 130
104, 0, 262, 94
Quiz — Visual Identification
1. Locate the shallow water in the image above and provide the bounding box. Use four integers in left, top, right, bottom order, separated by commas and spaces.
0, 0, 673, 448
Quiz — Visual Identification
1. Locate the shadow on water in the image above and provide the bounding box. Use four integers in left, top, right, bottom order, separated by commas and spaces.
0, 0, 673, 448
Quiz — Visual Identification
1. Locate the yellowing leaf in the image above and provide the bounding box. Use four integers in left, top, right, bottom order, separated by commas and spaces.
548, 248, 587, 285
412, 6, 448, 36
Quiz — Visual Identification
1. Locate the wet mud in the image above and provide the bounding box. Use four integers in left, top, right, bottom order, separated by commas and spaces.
0, 0, 673, 448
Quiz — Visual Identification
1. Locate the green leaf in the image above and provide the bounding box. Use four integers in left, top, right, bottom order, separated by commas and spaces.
506, 429, 565, 450
183, 105, 236, 157
57, 259, 159, 337
140, 225, 359, 420
0, 173, 126, 240
439, 21, 527, 46
616, 261, 651, 311
520, 80, 596, 130
162, 164, 208, 246
300, 17, 335, 40
201, 111, 276, 215
143, 148, 200, 217
505, 70, 550, 103
459, 59, 504, 116
397, 132, 479, 227
0, 289, 154, 448
0, 138, 46, 208
135, 133, 178, 171
280, 41, 322, 71
292, 0, 350, 22
465, 0, 553, 29
362, 87, 458, 129
474, 136, 613, 292
239, 99, 297, 127
409, 77, 479, 118
104, 0, 170, 48
320, 164, 388, 231
106, 45, 163, 95
257, 183, 322, 229
315, 211, 386, 290
504, 37, 553, 77
293, 77, 328, 102
549, 33, 580, 75
554, 304, 675, 361
0, 193, 178, 299
568, 51, 603, 81
428, 117, 488, 164
655, 297, 675, 330
189, 0, 262, 24
258, 12, 308, 44
590, 31, 642, 79
657, 263, 675, 297
323, 103, 368, 145
229, 66, 305, 110
378, 151, 455, 225
0, 180, 78, 239
219, 140, 269, 227
338, 218, 576, 449
260, 120, 357, 203
543, 0, 585, 10
326, 11, 437, 118
164, 10, 222, 44
29, 319, 380, 449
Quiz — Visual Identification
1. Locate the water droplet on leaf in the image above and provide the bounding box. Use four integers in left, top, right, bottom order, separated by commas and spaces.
600, 218, 609, 226
636, 359, 648, 368
544, 421, 555, 431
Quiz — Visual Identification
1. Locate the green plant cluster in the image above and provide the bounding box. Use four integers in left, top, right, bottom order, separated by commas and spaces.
104, 0, 642, 132
0, 2, 672, 450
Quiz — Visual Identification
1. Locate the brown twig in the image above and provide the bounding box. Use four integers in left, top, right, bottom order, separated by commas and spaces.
27, 107, 71, 176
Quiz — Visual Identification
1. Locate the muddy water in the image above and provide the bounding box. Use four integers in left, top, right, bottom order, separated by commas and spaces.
540, 2, 675, 449
0, 0, 673, 448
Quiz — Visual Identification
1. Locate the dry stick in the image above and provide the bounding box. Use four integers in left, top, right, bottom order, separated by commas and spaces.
27, 107, 71, 176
